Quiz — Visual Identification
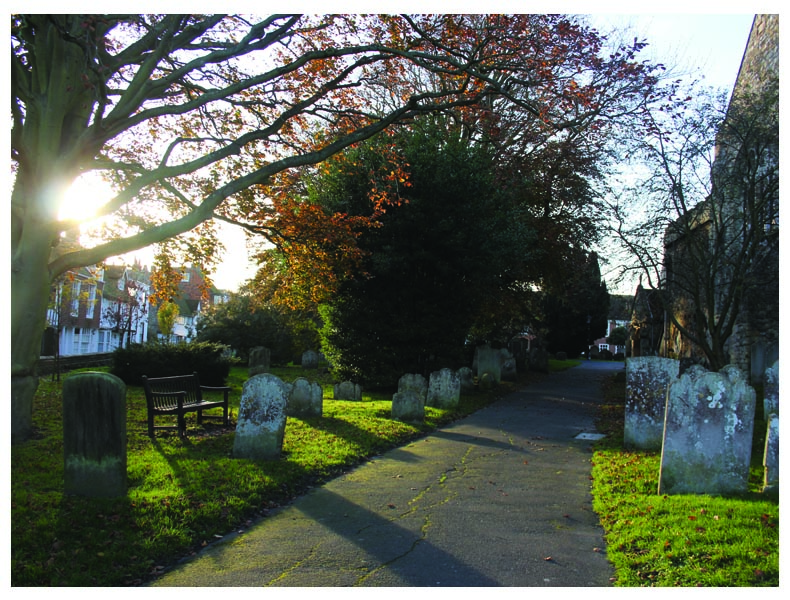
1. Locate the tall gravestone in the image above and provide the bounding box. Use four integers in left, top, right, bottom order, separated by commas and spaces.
392, 390, 424, 423
62, 372, 127, 497
398, 373, 428, 402
333, 380, 362, 401
301, 349, 319, 369
763, 360, 779, 496
427, 368, 461, 409
474, 345, 501, 383
248, 346, 271, 377
659, 365, 756, 496
233, 374, 288, 460
624, 357, 680, 450
287, 377, 323, 418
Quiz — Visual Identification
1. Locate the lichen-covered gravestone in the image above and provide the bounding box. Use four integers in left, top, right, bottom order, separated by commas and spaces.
658, 365, 756, 495
233, 374, 288, 460
427, 368, 461, 409
624, 357, 679, 451
763, 360, 778, 496
392, 390, 424, 423
333, 380, 362, 401
248, 346, 270, 377
287, 377, 323, 418
62, 372, 127, 497
398, 373, 428, 401
301, 349, 319, 369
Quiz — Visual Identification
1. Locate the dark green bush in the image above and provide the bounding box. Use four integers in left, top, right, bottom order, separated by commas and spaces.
110, 341, 234, 386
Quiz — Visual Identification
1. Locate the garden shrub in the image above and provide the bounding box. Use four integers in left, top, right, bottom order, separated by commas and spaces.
110, 341, 233, 386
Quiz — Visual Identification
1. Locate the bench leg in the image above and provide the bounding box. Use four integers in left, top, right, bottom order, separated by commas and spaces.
197, 409, 203, 425
178, 412, 187, 437
148, 412, 155, 437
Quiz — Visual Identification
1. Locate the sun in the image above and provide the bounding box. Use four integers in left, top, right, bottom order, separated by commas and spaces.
58, 172, 114, 222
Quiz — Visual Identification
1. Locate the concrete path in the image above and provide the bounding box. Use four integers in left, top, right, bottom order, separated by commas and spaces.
151, 360, 623, 587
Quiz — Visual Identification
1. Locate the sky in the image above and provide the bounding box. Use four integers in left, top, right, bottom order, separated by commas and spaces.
209, 9, 760, 292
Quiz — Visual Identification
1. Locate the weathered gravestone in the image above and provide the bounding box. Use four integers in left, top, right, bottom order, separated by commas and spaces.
233, 374, 288, 460
479, 371, 495, 390
763, 360, 778, 497
286, 377, 323, 418
392, 390, 424, 423
248, 346, 271, 377
398, 373, 428, 401
457, 366, 474, 391
427, 368, 461, 409
624, 357, 680, 451
333, 380, 362, 401
474, 345, 501, 383
501, 357, 518, 382
301, 349, 319, 369
658, 365, 756, 496
62, 372, 127, 497
764, 359, 779, 417
528, 346, 549, 373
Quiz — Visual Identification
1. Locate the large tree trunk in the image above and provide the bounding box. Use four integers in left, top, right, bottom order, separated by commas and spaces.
11, 229, 56, 443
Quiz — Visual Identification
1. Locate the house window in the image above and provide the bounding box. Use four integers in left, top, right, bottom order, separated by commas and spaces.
181, 271, 191, 282
70, 282, 81, 316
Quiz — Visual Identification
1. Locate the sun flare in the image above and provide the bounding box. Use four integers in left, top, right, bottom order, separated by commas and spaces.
58, 173, 114, 222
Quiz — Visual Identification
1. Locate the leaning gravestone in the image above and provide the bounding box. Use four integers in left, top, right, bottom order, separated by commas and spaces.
624, 357, 680, 451
248, 346, 271, 377
398, 373, 428, 401
475, 345, 501, 383
333, 380, 362, 401
658, 365, 756, 496
287, 377, 323, 418
62, 372, 127, 497
479, 371, 495, 390
427, 368, 461, 409
233, 374, 288, 460
457, 366, 474, 391
392, 390, 424, 423
301, 349, 319, 369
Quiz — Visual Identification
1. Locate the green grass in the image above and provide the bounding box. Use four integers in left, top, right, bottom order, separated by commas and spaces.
591, 372, 779, 586
11, 365, 521, 586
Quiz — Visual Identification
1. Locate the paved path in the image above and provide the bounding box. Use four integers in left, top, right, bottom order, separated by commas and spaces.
151, 360, 623, 587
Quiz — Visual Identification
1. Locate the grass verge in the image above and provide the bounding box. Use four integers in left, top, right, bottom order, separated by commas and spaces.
591, 371, 779, 586
11, 365, 528, 586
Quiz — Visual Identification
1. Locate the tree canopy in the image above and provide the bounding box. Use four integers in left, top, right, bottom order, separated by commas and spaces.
11, 14, 664, 441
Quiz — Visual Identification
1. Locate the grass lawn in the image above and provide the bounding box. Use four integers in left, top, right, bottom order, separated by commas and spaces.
591, 371, 779, 586
11, 363, 529, 586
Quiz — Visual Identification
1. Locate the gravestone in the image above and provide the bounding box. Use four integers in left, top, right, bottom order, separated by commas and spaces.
301, 349, 319, 369
501, 358, 517, 382
62, 372, 127, 497
478, 372, 495, 390
287, 377, 323, 418
474, 345, 501, 383
391, 390, 424, 423
457, 366, 474, 391
658, 365, 756, 496
398, 373, 428, 401
233, 374, 288, 460
427, 368, 461, 409
248, 346, 270, 377
762, 360, 778, 497
333, 380, 362, 401
763, 414, 779, 497
624, 357, 680, 451
764, 360, 778, 417
528, 347, 549, 373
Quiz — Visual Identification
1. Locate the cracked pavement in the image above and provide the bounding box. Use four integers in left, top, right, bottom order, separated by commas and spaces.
150, 360, 622, 587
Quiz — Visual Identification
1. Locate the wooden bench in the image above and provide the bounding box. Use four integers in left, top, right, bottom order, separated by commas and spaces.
142, 372, 230, 437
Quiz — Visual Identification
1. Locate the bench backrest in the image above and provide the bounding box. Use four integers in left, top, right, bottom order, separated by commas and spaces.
142, 372, 202, 410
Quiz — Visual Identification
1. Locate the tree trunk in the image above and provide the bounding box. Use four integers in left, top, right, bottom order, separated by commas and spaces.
11, 235, 55, 443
